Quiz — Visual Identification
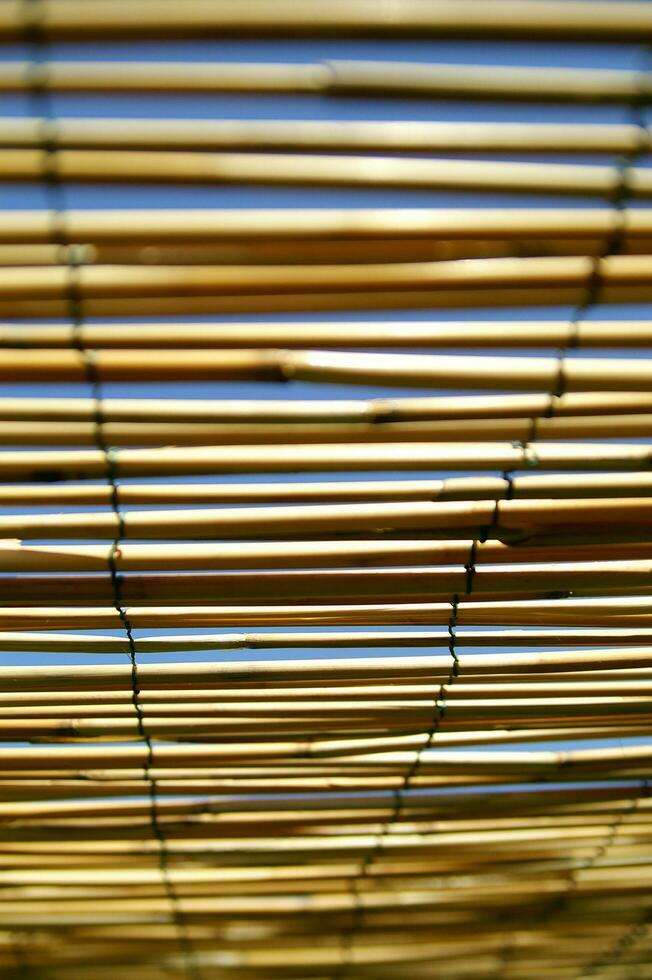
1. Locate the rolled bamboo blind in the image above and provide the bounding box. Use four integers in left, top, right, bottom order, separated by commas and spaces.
0, 2, 652, 978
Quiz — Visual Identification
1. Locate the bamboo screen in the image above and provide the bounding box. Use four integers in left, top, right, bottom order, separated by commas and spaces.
0, 2, 652, 978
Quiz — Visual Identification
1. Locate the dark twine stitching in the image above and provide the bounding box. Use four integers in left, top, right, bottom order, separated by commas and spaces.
482, 469, 516, 543
522, 46, 652, 460
571, 780, 652, 979
506, 78, 652, 976
502, 470, 516, 501
18, 3, 202, 976
335, 593, 464, 975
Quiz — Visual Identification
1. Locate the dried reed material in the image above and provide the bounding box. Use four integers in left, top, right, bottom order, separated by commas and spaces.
0, 59, 649, 103
0, 1, 649, 42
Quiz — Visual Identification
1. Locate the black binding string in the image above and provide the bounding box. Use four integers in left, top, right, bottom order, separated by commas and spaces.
512, 46, 652, 480
336, 589, 465, 974
494, 53, 652, 980
18, 3, 201, 976
572, 779, 652, 979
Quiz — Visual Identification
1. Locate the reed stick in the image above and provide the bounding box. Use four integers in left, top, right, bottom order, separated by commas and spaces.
0, 1, 649, 42
0, 413, 649, 446
5, 537, 652, 572
6, 645, 652, 693
0, 346, 650, 391
4, 149, 652, 197
0, 741, 649, 774
4, 283, 647, 317
4, 206, 652, 246
2, 497, 652, 541
0, 59, 648, 104
1, 320, 651, 349
0, 441, 649, 482
4, 561, 652, 606
0, 255, 649, 301
9, 680, 652, 703
4, 117, 649, 155
5, 682, 652, 713
7, 237, 600, 269
0, 472, 651, 507
6, 392, 652, 422
0, 628, 650, 657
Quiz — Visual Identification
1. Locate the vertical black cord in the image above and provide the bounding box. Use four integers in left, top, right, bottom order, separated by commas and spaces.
573, 780, 652, 979
541, 46, 651, 425
511, 47, 652, 491
335, 586, 465, 975
495, 50, 652, 980
18, 3, 201, 976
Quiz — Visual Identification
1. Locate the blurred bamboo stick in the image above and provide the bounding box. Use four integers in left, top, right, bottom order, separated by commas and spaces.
3, 392, 652, 423
0, 59, 649, 104
0, 346, 649, 390
2, 320, 651, 349
3, 149, 652, 197
4, 207, 652, 245
4, 283, 647, 316
3, 117, 650, 154
0, 413, 649, 446
0, 1, 649, 42
0, 255, 650, 301
0, 741, 648, 774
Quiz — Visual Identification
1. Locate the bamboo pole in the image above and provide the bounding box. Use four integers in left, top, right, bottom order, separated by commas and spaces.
5, 645, 652, 693
2, 320, 651, 350
0, 441, 648, 482
3, 704, 650, 742
0, 346, 650, 391
1, 472, 652, 507
322, 60, 652, 104
7, 237, 605, 268
0, 1, 650, 42
0, 59, 648, 104
0, 413, 649, 446
4, 207, 652, 246
1, 595, 652, 630
5, 392, 652, 422
3, 560, 652, 601
0, 741, 649, 775
5, 561, 652, 606
4, 149, 652, 197
4, 283, 647, 317
0, 256, 650, 302
0, 684, 652, 708
5, 537, 652, 572
0, 629, 650, 657
3, 117, 650, 155
0, 782, 639, 814
4, 681, 652, 712
2, 497, 652, 541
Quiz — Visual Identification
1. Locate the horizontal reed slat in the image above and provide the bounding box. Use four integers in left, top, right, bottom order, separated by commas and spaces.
3, 149, 652, 197
1, 320, 651, 349
4, 207, 652, 245
0, 1, 649, 42
3, 117, 650, 154
0, 59, 648, 103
